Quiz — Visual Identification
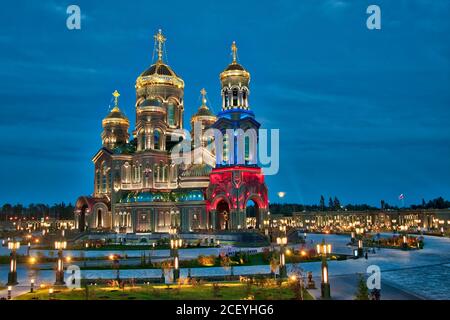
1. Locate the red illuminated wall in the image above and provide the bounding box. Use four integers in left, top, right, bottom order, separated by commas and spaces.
206, 166, 268, 212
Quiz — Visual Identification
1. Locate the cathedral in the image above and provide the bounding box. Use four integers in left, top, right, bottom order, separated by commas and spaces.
74, 30, 269, 234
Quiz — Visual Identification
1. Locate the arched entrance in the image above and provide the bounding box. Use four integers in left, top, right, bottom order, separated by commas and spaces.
79, 205, 87, 232
97, 209, 103, 228
245, 199, 260, 229
216, 200, 230, 230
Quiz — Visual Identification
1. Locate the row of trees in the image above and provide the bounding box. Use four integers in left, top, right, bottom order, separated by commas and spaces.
268, 196, 450, 216
0, 202, 74, 221
2, 196, 449, 221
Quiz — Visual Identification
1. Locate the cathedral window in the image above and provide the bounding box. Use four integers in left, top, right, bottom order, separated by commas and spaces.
102, 162, 108, 192
244, 136, 250, 162
223, 134, 229, 163
154, 130, 161, 150
122, 162, 131, 183
140, 132, 146, 150
223, 90, 229, 108
242, 89, 248, 107
232, 88, 238, 106
96, 169, 101, 193
168, 103, 175, 127
153, 164, 159, 183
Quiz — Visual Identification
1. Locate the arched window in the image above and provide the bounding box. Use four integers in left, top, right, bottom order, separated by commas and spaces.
154, 130, 161, 150
153, 164, 159, 183
102, 162, 108, 192
96, 169, 101, 193
224, 90, 229, 108
223, 134, 229, 163
244, 136, 250, 162
242, 89, 248, 107
122, 162, 131, 183
232, 88, 238, 106
139, 131, 146, 150
167, 102, 175, 127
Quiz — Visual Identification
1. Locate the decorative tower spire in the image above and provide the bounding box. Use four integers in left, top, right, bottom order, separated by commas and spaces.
102, 89, 129, 149
154, 29, 166, 62
112, 90, 120, 111
200, 88, 208, 108
231, 41, 238, 63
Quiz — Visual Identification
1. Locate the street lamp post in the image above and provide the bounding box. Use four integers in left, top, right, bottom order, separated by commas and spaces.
54, 240, 67, 285
7, 240, 20, 286
263, 217, 270, 237
355, 226, 364, 258
109, 254, 121, 282
169, 226, 181, 283
316, 239, 332, 299
276, 224, 287, 279
400, 225, 408, 250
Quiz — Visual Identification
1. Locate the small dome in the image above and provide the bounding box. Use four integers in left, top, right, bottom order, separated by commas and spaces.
191, 88, 217, 124
102, 106, 129, 127
220, 42, 250, 83
193, 107, 215, 118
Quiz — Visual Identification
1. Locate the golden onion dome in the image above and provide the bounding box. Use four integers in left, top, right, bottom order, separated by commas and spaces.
136, 30, 184, 89
102, 90, 129, 127
191, 88, 217, 124
220, 41, 250, 83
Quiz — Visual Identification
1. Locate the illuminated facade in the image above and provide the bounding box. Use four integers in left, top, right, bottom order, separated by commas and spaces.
74, 30, 268, 233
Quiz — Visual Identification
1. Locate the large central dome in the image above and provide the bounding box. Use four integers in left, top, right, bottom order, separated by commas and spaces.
136, 30, 184, 89
136, 61, 184, 89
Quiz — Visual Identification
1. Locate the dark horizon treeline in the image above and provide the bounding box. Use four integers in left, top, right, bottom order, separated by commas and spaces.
267, 196, 450, 216
0, 203, 74, 221
1, 197, 449, 221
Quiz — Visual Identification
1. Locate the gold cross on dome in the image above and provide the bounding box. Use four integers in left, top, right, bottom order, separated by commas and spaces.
200, 88, 207, 105
154, 29, 166, 62
112, 90, 120, 107
231, 41, 237, 63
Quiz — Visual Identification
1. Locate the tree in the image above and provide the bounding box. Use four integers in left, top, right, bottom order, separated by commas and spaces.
333, 197, 341, 210
328, 197, 334, 211
354, 274, 369, 300
320, 195, 325, 211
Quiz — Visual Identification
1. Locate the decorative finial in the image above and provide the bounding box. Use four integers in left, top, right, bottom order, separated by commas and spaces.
154, 29, 166, 62
112, 90, 120, 108
200, 88, 207, 106
231, 41, 237, 63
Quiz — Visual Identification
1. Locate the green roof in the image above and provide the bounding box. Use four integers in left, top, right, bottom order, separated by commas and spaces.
118, 189, 205, 204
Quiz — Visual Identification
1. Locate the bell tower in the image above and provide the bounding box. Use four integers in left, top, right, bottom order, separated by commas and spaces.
101, 90, 130, 150
206, 42, 268, 231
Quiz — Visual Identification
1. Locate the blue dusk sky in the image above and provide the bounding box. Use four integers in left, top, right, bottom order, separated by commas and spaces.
0, 0, 449, 206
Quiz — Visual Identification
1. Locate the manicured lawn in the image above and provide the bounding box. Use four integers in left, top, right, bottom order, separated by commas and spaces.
16, 282, 314, 300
